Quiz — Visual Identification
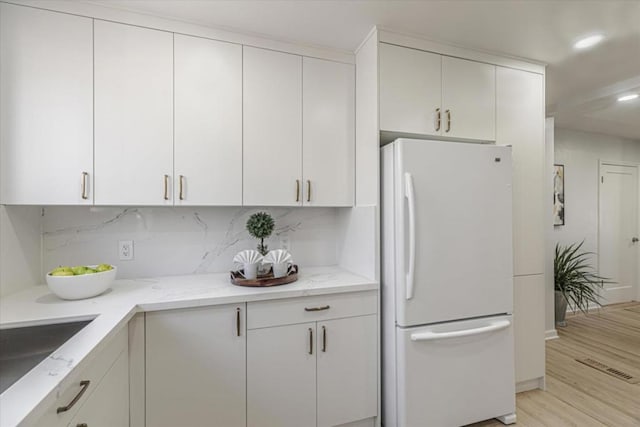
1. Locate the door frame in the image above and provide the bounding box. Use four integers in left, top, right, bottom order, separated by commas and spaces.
598, 160, 640, 302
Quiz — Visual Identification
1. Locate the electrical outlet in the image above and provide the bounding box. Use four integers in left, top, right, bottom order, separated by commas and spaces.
280, 236, 290, 251
118, 240, 134, 261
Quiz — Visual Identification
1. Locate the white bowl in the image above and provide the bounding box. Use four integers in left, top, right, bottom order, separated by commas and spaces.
46, 266, 117, 300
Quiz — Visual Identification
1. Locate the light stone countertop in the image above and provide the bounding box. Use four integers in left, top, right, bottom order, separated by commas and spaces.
0, 266, 378, 427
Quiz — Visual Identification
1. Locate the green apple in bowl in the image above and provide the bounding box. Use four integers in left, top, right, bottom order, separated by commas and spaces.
50, 266, 74, 276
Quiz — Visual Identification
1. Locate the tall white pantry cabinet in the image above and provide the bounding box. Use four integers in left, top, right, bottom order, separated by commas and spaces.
374, 33, 546, 391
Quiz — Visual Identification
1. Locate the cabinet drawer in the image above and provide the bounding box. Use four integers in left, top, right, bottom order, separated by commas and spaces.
34, 327, 127, 427
247, 291, 377, 329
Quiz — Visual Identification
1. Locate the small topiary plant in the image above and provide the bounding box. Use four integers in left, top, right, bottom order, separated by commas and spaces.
246, 212, 275, 256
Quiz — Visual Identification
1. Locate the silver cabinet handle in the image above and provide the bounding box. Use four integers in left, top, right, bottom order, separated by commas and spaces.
236, 307, 241, 337
81, 172, 89, 200
445, 109, 451, 133
435, 108, 441, 131
306, 180, 311, 202
163, 175, 169, 200
179, 175, 185, 201
304, 305, 330, 312
322, 325, 326, 352
308, 327, 313, 354
296, 180, 300, 202
57, 380, 90, 413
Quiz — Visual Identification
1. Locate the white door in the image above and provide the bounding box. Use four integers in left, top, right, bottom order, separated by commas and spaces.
0, 4, 93, 205
442, 56, 496, 141
174, 34, 242, 205
243, 46, 302, 206
394, 139, 513, 327
396, 315, 514, 427
68, 351, 129, 427
317, 315, 377, 427
599, 163, 639, 304
302, 57, 355, 206
247, 323, 316, 427
146, 304, 246, 427
379, 43, 442, 136
94, 21, 173, 205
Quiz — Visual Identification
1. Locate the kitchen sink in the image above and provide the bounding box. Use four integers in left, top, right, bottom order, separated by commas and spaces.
0, 320, 91, 394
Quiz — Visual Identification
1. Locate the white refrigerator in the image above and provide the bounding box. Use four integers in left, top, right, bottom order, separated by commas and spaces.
381, 138, 516, 427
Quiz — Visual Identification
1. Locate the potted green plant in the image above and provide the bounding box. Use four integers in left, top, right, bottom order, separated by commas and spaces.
246, 212, 275, 256
554, 241, 610, 326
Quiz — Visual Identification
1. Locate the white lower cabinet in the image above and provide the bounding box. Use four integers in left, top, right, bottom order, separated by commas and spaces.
67, 350, 129, 427
317, 315, 377, 427
145, 304, 246, 427
34, 328, 128, 427
247, 322, 317, 427
247, 292, 378, 427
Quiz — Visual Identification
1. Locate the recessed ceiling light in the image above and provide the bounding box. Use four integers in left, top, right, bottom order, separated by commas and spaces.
574, 34, 604, 49
618, 93, 639, 102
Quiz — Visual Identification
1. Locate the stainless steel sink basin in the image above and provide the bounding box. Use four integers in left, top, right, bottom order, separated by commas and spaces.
0, 320, 91, 394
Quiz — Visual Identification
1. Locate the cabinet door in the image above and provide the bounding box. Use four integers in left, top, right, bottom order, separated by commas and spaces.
174, 34, 242, 205
303, 58, 355, 206
0, 4, 93, 205
442, 56, 496, 141
497, 67, 545, 275
243, 46, 302, 206
146, 304, 246, 427
514, 274, 545, 384
94, 21, 173, 205
317, 315, 377, 427
379, 43, 442, 136
247, 323, 316, 427
67, 350, 129, 427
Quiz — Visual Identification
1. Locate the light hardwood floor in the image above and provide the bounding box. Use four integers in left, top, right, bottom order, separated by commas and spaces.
470, 302, 640, 427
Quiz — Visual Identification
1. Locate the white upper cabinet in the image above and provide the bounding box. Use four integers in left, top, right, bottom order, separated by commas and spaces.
442, 56, 495, 141
302, 58, 355, 206
174, 35, 242, 206
379, 43, 496, 142
497, 67, 544, 276
243, 46, 303, 206
0, 4, 93, 205
379, 43, 442, 136
94, 21, 173, 206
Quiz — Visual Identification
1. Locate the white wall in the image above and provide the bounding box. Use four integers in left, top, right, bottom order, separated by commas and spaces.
42, 206, 341, 280
553, 128, 640, 255
0, 205, 42, 297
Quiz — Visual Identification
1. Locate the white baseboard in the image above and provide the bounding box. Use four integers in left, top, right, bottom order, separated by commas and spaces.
516, 377, 545, 393
545, 329, 559, 340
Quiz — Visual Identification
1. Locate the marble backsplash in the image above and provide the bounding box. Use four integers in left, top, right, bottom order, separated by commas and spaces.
42, 206, 338, 279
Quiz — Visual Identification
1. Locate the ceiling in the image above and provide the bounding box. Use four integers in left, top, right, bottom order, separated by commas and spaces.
88, 0, 640, 140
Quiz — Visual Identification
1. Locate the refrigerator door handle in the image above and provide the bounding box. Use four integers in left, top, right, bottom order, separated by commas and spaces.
410, 319, 511, 342
405, 172, 416, 300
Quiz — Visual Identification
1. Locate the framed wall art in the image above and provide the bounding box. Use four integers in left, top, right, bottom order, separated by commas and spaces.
553, 164, 565, 226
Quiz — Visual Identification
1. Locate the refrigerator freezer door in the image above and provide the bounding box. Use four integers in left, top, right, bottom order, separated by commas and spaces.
396, 315, 515, 427
394, 139, 513, 327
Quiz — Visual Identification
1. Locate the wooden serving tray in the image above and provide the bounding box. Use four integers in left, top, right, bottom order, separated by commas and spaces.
230, 265, 298, 287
